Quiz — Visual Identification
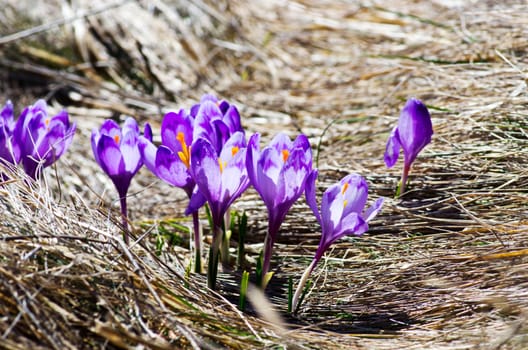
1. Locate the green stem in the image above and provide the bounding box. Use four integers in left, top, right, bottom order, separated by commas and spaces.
260, 233, 274, 287
237, 212, 247, 270
400, 164, 410, 196
207, 224, 223, 290
220, 211, 231, 267
239, 270, 249, 311
192, 211, 202, 274
119, 195, 130, 245
292, 258, 317, 313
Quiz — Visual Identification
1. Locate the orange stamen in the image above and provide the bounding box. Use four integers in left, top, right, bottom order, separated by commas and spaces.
231, 146, 239, 157
341, 182, 349, 195
176, 131, 191, 169
113, 134, 120, 144
282, 149, 289, 162
218, 158, 226, 173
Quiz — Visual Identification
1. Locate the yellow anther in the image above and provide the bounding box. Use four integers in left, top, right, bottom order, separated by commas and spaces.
176, 131, 191, 169
341, 182, 349, 195
343, 199, 348, 208
218, 158, 227, 173
282, 149, 289, 162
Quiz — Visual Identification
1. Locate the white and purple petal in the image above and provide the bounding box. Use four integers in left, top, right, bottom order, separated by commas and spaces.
138, 137, 157, 174
155, 145, 192, 188
363, 197, 384, 222
97, 134, 125, 177
246, 133, 261, 187
304, 169, 321, 224
384, 126, 401, 168
190, 138, 222, 220
340, 174, 369, 217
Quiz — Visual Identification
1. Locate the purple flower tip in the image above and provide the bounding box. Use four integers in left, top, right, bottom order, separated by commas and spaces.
139, 109, 195, 194
92, 117, 148, 197
0, 100, 20, 166
192, 96, 244, 154
13, 99, 76, 179
384, 98, 433, 169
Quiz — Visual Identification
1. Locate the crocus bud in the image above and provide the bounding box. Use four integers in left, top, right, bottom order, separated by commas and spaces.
384, 98, 433, 194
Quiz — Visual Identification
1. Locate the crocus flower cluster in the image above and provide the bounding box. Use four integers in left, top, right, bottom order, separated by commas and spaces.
89, 94, 431, 302
384, 98, 433, 195
137, 95, 246, 277
0, 99, 76, 180
92, 117, 152, 244
4, 94, 430, 310
133, 94, 246, 287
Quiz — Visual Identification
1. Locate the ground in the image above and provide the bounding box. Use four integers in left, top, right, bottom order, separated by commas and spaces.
0, 0, 527, 349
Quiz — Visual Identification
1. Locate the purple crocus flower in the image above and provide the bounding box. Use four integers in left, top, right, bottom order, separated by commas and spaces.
92, 117, 152, 244
246, 132, 313, 286
14, 99, 76, 179
139, 109, 195, 195
0, 100, 20, 167
188, 132, 250, 289
192, 94, 244, 155
139, 109, 206, 272
292, 170, 384, 311
384, 98, 433, 195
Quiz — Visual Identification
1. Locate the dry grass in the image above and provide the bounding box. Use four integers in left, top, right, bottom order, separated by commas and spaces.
1, 0, 528, 348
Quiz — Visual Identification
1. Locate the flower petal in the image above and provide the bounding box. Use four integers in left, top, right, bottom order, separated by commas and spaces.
304, 169, 321, 224
246, 133, 260, 187
1, 100, 14, 128
155, 145, 192, 188
185, 185, 207, 214
398, 98, 433, 168
292, 133, 311, 152
100, 119, 121, 137
363, 197, 384, 222
255, 147, 282, 207
221, 147, 249, 207
36, 118, 75, 167
190, 137, 222, 217
341, 174, 369, 217
223, 105, 242, 134
120, 124, 141, 174
144, 123, 153, 142
97, 134, 125, 176
269, 132, 293, 153
161, 110, 192, 153
326, 212, 368, 249
200, 94, 218, 104
138, 137, 157, 174
384, 126, 401, 168
91, 129, 101, 165
122, 117, 139, 135
280, 147, 311, 203
323, 184, 344, 235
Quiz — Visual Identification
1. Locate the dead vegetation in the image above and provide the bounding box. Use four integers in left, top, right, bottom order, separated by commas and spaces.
1, 0, 528, 348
